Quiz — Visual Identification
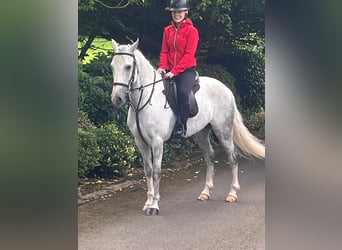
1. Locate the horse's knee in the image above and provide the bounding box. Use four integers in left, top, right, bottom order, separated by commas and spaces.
152, 169, 161, 181
230, 155, 238, 167
228, 148, 238, 167
144, 166, 153, 178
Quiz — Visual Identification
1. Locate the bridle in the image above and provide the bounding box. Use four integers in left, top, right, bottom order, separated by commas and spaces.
112, 51, 164, 110
112, 51, 164, 145
112, 52, 137, 90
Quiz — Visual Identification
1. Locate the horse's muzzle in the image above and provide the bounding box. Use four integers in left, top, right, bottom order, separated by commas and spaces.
111, 94, 126, 106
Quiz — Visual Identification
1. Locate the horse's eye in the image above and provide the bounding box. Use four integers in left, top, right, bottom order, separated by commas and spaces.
125, 65, 132, 70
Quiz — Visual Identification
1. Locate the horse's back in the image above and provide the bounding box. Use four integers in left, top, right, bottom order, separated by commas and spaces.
185, 76, 236, 134
197, 76, 235, 105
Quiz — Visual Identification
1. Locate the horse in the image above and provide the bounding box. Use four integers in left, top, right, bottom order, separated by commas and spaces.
110, 38, 265, 216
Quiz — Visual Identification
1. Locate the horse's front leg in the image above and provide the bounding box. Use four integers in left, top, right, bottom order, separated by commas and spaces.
136, 140, 154, 212
144, 141, 163, 216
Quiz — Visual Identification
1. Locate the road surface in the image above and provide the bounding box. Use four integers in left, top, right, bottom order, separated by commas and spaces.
78, 148, 265, 250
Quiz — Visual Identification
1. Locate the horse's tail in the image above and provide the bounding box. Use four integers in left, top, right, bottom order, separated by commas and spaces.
233, 104, 265, 159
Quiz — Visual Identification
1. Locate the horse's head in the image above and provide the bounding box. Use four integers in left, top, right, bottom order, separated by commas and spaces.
110, 38, 139, 106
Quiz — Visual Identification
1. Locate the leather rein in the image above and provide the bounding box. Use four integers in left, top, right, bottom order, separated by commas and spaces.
112, 52, 163, 145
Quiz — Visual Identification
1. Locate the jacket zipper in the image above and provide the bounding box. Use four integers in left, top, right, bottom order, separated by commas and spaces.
173, 26, 178, 68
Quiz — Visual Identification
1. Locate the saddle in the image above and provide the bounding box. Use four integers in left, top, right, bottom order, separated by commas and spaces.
162, 72, 200, 118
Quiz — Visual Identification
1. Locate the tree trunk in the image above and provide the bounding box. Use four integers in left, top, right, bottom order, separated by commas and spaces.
79, 35, 96, 61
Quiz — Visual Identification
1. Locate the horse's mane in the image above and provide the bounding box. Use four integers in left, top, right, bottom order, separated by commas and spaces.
134, 49, 155, 69
134, 49, 157, 81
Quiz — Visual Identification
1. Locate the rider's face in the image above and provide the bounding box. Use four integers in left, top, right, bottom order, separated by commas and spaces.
172, 10, 187, 23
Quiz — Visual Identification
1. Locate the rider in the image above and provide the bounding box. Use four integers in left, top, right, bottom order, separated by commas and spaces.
156, 0, 199, 137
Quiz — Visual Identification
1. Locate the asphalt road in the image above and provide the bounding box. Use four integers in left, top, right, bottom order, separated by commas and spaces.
78, 149, 265, 250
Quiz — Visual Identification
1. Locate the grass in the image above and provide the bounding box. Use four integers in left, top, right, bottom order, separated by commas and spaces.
78, 38, 113, 64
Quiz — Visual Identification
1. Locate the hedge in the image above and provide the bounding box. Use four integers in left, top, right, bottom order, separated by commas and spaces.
94, 123, 137, 177
78, 128, 101, 178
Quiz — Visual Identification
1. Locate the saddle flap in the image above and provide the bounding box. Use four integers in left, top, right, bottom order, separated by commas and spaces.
162, 73, 200, 118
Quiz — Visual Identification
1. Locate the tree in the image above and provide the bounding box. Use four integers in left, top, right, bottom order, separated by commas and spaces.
78, 0, 147, 60
78, 0, 265, 111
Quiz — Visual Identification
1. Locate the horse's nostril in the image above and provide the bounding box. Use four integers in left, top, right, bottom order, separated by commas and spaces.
117, 97, 123, 105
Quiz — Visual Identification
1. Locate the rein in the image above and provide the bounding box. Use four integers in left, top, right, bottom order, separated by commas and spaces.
112, 51, 164, 145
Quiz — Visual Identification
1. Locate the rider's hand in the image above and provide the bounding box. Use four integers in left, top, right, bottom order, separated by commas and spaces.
157, 68, 166, 75
165, 72, 174, 79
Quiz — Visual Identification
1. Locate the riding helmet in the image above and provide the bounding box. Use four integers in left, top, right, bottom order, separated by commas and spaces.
169, 0, 190, 11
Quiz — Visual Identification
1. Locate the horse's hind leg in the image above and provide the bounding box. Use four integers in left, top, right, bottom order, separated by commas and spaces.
212, 125, 240, 202
195, 125, 215, 201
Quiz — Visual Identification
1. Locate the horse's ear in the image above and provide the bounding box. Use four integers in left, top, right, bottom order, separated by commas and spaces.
131, 38, 139, 51
111, 39, 119, 52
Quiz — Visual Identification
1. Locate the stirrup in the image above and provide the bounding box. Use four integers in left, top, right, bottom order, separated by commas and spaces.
174, 123, 186, 137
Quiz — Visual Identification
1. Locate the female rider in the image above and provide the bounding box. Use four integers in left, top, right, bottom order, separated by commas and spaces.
156, 0, 199, 137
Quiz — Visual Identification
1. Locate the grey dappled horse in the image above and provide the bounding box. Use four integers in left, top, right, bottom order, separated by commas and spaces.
110, 38, 265, 216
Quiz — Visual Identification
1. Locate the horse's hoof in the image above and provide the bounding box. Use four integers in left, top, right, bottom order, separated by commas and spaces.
225, 194, 238, 202
145, 208, 159, 216
197, 193, 210, 201
142, 204, 151, 212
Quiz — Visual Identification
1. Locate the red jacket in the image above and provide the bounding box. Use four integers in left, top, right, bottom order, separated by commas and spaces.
159, 19, 199, 76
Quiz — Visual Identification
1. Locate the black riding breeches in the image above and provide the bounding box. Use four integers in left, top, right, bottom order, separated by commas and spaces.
174, 67, 196, 123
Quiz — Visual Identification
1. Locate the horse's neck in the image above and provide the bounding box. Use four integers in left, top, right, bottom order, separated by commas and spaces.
129, 52, 162, 109
136, 53, 157, 84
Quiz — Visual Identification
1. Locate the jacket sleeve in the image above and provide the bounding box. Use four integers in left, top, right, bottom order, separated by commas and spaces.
159, 28, 169, 70
170, 27, 199, 76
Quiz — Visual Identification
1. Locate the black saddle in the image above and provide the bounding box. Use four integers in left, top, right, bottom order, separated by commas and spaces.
162, 71, 200, 118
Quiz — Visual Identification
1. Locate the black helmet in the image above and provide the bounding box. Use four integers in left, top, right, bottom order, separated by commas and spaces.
169, 0, 190, 11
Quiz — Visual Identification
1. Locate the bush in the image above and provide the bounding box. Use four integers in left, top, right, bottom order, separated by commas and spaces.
238, 52, 265, 112
197, 63, 241, 107
78, 56, 131, 134
78, 56, 117, 126
163, 137, 198, 162
94, 123, 137, 177
229, 38, 265, 113
244, 110, 265, 139
78, 110, 96, 131
78, 128, 101, 178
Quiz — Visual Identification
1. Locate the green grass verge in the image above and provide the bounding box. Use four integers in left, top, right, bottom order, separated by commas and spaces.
78, 38, 113, 64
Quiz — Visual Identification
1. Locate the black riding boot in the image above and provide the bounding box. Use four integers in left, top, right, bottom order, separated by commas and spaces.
174, 101, 189, 137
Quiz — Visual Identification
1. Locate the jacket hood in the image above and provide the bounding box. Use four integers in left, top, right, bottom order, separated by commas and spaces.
171, 18, 193, 28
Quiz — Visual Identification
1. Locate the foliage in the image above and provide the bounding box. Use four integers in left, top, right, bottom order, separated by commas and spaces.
77, 0, 265, 178
78, 38, 113, 64
224, 49, 264, 112
163, 137, 198, 162
238, 50, 264, 112
79, 0, 145, 11
229, 0, 265, 112
78, 0, 265, 112
94, 124, 137, 177
78, 111, 100, 178
78, 55, 132, 134
78, 110, 96, 131
78, 109, 137, 178
244, 110, 265, 138
197, 63, 241, 106
78, 128, 101, 178
198, 63, 235, 90
78, 55, 116, 126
